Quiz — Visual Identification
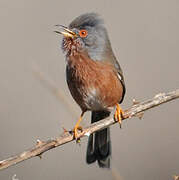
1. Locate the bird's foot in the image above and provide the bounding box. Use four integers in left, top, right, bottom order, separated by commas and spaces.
114, 104, 124, 128
73, 126, 83, 143
72, 112, 84, 143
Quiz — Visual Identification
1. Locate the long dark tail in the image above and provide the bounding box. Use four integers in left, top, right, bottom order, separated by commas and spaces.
86, 111, 111, 168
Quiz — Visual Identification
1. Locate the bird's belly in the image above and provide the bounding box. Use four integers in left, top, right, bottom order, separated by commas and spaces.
66, 63, 123, 112
67, 80, 112, 111
83, 87, 108, 111
66, 70, 105, 111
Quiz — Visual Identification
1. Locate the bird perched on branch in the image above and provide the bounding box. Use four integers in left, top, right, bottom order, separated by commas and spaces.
55, 13, 126, 168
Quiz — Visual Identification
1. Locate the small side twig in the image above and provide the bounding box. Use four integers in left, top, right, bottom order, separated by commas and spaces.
0, 89, 178, 170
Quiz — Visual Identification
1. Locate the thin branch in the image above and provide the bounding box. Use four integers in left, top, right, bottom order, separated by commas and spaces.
0, 89, 179, 170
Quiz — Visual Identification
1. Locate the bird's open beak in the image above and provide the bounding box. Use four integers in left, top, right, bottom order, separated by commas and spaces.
54, 25, 76, 38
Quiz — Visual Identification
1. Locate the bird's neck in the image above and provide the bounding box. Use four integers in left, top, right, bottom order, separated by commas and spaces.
66, 51, 93, 68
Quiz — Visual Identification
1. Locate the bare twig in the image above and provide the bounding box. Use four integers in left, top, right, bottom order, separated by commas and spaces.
0, 89, 178, 170
32, 65, 79, 118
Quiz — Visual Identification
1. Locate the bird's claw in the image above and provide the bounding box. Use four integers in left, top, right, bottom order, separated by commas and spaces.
73, 126, 83, 143
72, 112, 84, 143
114, 104, 124, 128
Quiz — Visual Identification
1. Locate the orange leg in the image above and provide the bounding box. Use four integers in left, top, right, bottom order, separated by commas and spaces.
114, 104, 124, 128
73, 111, 85, 140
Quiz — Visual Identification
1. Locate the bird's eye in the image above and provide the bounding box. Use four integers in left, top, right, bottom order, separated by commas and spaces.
79, 29, 88, 38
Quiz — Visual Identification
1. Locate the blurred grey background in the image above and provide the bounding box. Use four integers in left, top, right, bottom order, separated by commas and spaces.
0, 0, 178, 180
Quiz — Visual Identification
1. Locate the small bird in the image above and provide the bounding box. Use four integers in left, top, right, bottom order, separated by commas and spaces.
55, 13, 126, 168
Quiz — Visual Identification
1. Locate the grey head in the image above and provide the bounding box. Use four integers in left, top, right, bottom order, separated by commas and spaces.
56, 13, 116, 62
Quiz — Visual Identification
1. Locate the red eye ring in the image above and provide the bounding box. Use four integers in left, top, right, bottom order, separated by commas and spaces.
79, 29, 88, 38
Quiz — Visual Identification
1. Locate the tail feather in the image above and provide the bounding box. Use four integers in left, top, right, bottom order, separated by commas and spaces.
86, 134, 96, 164
86, 111, 111, 168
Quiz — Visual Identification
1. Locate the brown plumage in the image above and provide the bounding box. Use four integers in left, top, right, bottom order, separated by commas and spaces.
67, 52, 124, 112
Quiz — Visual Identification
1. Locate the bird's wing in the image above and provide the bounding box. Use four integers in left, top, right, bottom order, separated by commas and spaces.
112, 58, 126, 103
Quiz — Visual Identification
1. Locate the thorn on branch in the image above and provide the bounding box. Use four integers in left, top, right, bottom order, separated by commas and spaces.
62, 127, 68, 133
154, 93, 165, 99
37, 154, 43, 159
132, 98, 140, 106
36, 139, 44, 147
135, 112, 144, 120
132, 98, 144, 119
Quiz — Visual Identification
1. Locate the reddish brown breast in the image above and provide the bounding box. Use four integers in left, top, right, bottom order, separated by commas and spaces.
66, 52, 123, 112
